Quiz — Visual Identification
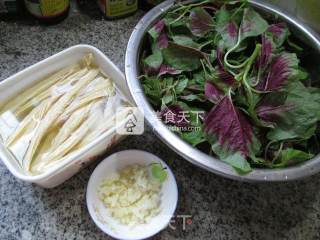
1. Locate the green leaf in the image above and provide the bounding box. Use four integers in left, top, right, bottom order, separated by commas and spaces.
162, 42, 203, 71
151, 163, 168, 183
142, 76, 162, 106
215, 7, 231, 28
163, 12, 188, 28
172, 35, 200, 49
162, 94, 174, 105
181, 131, 206, 147
209, 49, 217, 63
175, 78, 188, 94
192, 71, 206, 86
309, 87, 320, 119
180, 93, 206, 102
267, 82, 320, 141
292, 67, 309, 81
162, 77, 174, 88
224, 152, 252, 174
144, 51, 163, 69
240, 8, 269, 41
273, 148, 314, 168
211, 141, 252, 174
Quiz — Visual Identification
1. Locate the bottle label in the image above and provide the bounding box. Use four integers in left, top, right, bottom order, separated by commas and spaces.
24, 0, 69, 17
145, 0, 163, 6
0, 0, 17, 14
104, 0, 137, 17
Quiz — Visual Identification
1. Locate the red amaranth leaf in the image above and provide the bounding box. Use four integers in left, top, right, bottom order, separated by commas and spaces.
148, 20, 165, 39
219, 21, 239, 49
240, 8, 269, 41
216, 48, 236, 86
143, 65, 160, 75
267, 22, 289, 47
205, 81, 223, 103
256, 104, 293, 124
256, 53, 299, 91
268, 22, 287, 37
157, 32, 169, 49
258, 35, 273, 67
189, 7, 213, 37
226, 22, 238, 40
204, 96, 253, 156
158, 65, 183, 76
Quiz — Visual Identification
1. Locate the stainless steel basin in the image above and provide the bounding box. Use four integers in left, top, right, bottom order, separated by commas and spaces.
125, 0, 320, 181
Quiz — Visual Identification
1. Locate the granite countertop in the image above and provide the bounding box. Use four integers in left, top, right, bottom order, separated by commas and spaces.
1, 3, 320, 240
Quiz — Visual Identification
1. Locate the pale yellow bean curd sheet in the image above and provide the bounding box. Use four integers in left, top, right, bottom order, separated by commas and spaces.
0, 54, 131, 175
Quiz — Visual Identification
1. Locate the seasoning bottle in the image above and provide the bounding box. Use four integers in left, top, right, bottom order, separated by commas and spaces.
139, 0, 164, 11
24, 0, 69, 24
0, 0, 25, 19
97, 0, 138, 19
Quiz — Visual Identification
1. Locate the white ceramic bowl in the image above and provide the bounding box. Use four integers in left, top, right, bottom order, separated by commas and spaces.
86, 150, 178, 240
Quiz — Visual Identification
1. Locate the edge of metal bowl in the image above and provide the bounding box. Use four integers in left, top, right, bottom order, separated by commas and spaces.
125, 0, 320, 182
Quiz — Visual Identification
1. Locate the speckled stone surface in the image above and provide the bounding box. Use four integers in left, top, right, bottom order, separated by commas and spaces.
1, 3, 320, 240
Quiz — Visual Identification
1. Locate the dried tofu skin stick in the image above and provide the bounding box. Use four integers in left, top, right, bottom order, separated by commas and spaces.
6, 97, 59, 166
33, 113, 99, 172
51, 103, 92, 148
6, 96, 59, 147
81, 53, 95, 68
0, 64, 81, 114
78, 106, 131, 148
13, 68, 89, 118
41, 120, 91, 165
56, 77, 115, 123
23, 69, 99, 170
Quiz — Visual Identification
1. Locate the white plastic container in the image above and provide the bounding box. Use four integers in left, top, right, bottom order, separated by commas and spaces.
0, 45, 133, 188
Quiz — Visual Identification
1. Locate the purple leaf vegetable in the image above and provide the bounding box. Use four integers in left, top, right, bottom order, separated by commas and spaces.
240, 8, 269, 41
257, 53, 299, 91
267, 22, 289, 46
204, 96, 253, 156
256, 23, 288, 69
157, 32, 169, 49
268, 22, 286, 36
143, 50, 163, 74
205, 81, 223, 103
221, 21, 239, 49
216, 49, 236, 86
189, 7, 214, 37
158, 65, 183, 76
256, 104, 293, 124
226, 21, 238, 41
258, 35, 273, 67
148, 20, 165, 39
214, 7, 239, 50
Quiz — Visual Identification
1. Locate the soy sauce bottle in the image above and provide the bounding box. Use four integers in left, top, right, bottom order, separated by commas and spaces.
24, 0, 70, 24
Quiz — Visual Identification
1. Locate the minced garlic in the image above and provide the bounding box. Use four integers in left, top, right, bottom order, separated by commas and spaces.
98, 164, 162, 226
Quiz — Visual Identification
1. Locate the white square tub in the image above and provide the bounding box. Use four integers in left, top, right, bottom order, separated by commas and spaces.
0, 44, 133, 188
